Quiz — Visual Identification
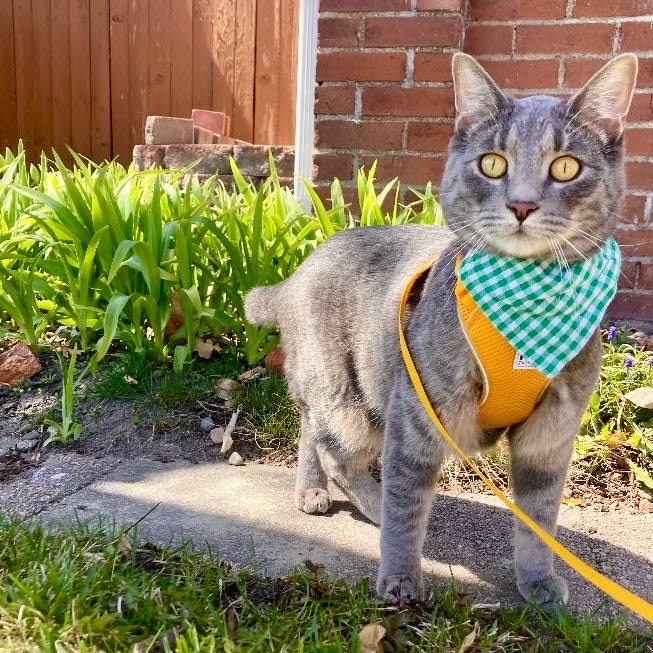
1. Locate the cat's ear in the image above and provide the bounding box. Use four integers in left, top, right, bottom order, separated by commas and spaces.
451, 53, 509, 131
566, 53, 638, 140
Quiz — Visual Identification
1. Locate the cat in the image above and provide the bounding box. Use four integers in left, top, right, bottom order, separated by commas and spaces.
244, 53, 638, 608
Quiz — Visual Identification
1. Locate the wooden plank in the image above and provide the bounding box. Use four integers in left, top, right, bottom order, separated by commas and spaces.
109, 0, 131, 164
129, 0, 150, 147
254, 0, 282, 144
231, 0, 256, 141
12, 0, 35, 158
211, 1, 235, 119
277, 0, 299, 145
0, 1, 18, 151
90, 0, 112, 161
170, 0, 193, 118
69, 0, 92, 158
32, 0, 53, 156
191, 0, 213, 110
51, 0, 72, 160
149, 0, 171, 117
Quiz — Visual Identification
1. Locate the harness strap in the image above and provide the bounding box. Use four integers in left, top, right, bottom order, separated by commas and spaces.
399, 256, 653, 624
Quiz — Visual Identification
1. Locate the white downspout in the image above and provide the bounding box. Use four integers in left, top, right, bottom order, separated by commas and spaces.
293, 0, 319, 209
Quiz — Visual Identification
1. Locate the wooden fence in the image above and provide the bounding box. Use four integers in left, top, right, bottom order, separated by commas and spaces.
0, 0, 298, 164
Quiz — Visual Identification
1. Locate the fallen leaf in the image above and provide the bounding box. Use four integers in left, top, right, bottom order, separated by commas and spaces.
123, 375, 138, 385
303, 559, 325, 576
562, 497, 583, 507
225, 605, 239, 639
195, 338, 218, 360
458, 621, 480, 653
213, 378, 242, 400
117, 536, 132, 556
624, 387, 653, 409
209, 427, 225, 445
358, 623, 386, 653
238, 366, 266, 382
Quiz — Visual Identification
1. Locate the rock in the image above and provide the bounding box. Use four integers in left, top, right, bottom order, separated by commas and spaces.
16, 439, 36, 453
0, 342, 42, 387
639, 498, 653, 513
213, 378, 243, 400
23, 430, 40, 441
264, 347, 286, 377
209, 427, 224, 445
228, 451, 244, 466
200, 417, 216, 433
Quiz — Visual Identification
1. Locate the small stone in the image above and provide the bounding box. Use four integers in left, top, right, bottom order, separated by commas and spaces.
0, 342, 42, 387
639, 498, 653, 513
200, 417, 215, 433
16, 439, 36, 453
209, 427, 224, 444
47, 426, 58, 437
228, 451, 244, 466
23, 430, 40, 441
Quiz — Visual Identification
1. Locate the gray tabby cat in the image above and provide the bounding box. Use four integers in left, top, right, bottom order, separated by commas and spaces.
244, 53, 638, 607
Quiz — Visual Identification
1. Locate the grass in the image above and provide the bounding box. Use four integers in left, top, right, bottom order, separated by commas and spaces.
0, 517, 650, 652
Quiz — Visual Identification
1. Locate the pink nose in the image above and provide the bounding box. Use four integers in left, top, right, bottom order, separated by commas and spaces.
507, 201, 539, 223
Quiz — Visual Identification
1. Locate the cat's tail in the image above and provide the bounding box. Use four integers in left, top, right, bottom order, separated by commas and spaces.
243, 284, 284, 327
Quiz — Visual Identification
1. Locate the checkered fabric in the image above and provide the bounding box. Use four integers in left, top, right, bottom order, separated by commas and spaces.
457, 238, 621, 379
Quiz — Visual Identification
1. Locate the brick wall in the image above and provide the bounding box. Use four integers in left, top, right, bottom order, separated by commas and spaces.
314, 0, 653, 322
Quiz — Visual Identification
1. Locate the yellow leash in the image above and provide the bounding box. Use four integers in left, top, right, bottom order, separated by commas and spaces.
399, 258, 653, 624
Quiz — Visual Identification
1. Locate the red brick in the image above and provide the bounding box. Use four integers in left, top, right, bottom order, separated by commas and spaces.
627, 161, 653, 192
464, 25, 514, 56
191, 109, 229, 135
316, 119, 404, 150
616, 227, 653, 256
416, 0, 464, 10
315, 85, 356, 115
359, 154, 447, 184
364, 16, 463, 48
318, 16, 360, 48
471, 0, 566, 21
414, 53, 453, 82
575, 0, 653, 17
145, 116, 194, 145
313, 184, 358, 213
622, 194, 648, 225
563, 58, 611, 89
314, 153, 355, 181
317, 52, 406, 82
406, 122, 453, 152
619, 260, 639, 289
626, 128, 653, 158
629, 93, 653, 123
480, 59, 560, 90
635, 57, 653, 88
320, 0, 409, 10
515, 24, 615, 55
621, 21, 653, 52
362, 87, 455, 118
636, 263, 653, 290
233, 145, 295, 177
608, 291, 653, 321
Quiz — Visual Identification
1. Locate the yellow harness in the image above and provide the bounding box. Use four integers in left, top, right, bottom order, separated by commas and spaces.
455, 269, 549, 429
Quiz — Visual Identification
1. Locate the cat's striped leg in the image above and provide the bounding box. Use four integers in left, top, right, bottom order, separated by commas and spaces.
295, 411, 331, 515
376, 395, 444, 605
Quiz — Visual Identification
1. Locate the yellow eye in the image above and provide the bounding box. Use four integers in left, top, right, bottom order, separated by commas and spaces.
550, 156, 581, 182
479, 153, 508, 178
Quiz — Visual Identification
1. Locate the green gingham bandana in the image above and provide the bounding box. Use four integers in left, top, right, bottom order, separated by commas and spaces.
457, 238, 621, 379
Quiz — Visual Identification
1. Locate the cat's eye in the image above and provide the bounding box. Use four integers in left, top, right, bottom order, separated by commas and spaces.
550, 156, 581, 182
479, 153, 508, 178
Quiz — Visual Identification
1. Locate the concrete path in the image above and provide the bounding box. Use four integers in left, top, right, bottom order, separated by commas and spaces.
1, 451, 652, 624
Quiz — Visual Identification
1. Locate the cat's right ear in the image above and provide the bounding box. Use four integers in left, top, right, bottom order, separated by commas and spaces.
451, 53, 509, 131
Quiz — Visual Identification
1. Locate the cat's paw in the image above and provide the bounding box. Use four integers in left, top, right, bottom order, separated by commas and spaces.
296, 488, 332, 515
376, 575, 423, 606
518, 574, 569, 609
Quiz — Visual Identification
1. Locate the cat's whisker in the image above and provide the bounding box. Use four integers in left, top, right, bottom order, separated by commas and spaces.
558, 234, 589, 262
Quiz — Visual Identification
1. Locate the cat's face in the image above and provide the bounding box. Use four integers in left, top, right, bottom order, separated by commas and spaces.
440, 54, 638, 262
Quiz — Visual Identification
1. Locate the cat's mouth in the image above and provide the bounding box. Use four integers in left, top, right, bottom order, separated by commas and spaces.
487, 225, 554, 259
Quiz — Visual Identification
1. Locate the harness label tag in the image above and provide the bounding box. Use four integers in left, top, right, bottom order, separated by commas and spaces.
513, 351, 536, 370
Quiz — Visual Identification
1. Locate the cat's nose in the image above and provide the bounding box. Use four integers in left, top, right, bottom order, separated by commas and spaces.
507, 201, 539, 223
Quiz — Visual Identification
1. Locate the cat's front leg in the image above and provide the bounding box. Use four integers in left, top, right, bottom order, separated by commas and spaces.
376, 393, 444, 605
507, 381, 591, 608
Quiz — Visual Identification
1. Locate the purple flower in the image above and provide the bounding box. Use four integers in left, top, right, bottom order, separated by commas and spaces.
624, 356, 634, 369
607, 325, 617, 342
648, 357, 653, 367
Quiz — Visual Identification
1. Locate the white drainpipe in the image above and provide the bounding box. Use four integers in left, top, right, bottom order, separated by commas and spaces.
293, 0, 319, 209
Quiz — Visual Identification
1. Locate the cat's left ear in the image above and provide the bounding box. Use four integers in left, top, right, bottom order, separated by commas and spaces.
566, 53, 638, 140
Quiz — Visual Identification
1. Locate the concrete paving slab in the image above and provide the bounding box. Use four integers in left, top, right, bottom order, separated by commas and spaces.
2, 456, 652, 624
